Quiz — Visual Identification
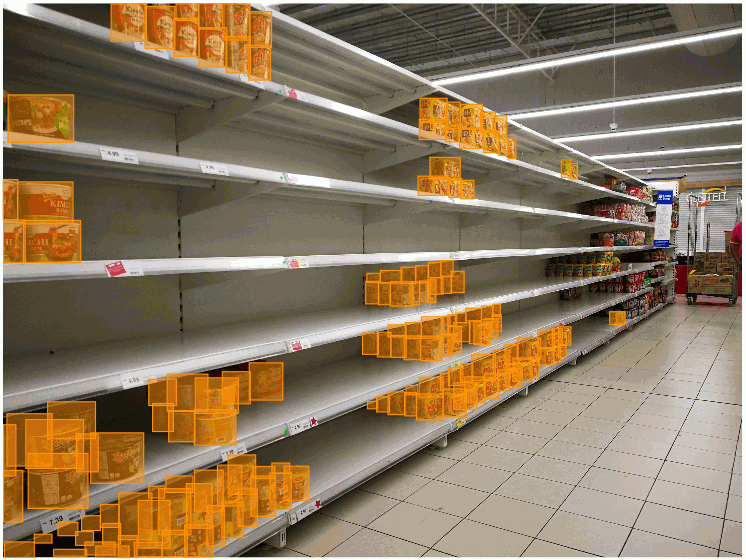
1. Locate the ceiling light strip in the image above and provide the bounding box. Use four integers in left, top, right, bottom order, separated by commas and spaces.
621, 161, 742, 171
596, 145, 743, 160
554, 120, 743, 143
434, 27, 742, 86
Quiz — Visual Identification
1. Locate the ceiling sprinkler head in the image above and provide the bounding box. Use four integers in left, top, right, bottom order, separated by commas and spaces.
610, 123, 618, 131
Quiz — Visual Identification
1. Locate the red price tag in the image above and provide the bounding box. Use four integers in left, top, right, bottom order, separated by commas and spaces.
287, 88, 298, 100
105, 261, 127, 277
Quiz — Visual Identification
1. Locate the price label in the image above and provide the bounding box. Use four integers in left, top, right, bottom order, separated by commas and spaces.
285, 87, 309, 103
449, 252, 462, 260
285, 258, 308, 269
282, 172, 299, 184
199, 162, 229, 176
295, 499, 320, 522
456, 418, 464, 429
105, 261, 144, 278
133, 41, 170, 60
220, 442, 247, 462
40, 510, 83, 534
286, 338, 311, 352
120, 373, 147, 390
3, 136, 12, 149
286, 416, 317, 435
100, 147, 139, 165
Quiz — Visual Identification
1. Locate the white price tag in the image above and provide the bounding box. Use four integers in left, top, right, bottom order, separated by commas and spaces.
287, 511, 298, 525
199, 162, 229, 176
120, 373, 147, 390
3, 136, 12, 148
105, 261, 144, 278
449, 252, 462, 260
282, 172, 299, 184
286, 338, 311, 352
40, 510, 83, 534
220, 442, 247, 462
295, 499, 320, 522
285, 258, 308, 269
100, 147, 139, 165
286, 416, 317, 435
133, 41, 170, 60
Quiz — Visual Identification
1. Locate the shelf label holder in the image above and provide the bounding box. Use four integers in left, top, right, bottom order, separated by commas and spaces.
120, 372, 148, 390
285, 258, 308, 269
100, 147, 139, 165
105, 261, 144, 278
285, 416, 317, 435
199, 161, 229, 176
286, 338, 312, 353
40, 510, 84, 534
133, 41, 170, 60
220, 442, 247, 462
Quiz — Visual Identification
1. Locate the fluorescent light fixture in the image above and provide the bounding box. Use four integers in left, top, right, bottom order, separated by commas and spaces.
510, 85, 742, 119
554, 120, 742, 143
596, 145, 742, 160
621, 161, 742, 171
434, 27, 742, 86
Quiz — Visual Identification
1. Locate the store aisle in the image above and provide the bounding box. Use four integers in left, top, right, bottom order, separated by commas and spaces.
247, 297, 741, 557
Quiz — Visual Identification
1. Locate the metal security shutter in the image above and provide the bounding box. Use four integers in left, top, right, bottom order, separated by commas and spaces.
677, 185, 742, 255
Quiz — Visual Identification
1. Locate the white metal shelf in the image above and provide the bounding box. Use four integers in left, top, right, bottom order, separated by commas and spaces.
4, 241, 660, 283
3, 284, 660, 543
4, 264, 658, 412
3, 4, 651, 202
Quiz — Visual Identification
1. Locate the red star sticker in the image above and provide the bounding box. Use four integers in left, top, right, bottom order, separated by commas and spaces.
310, 417, 317, 426
315, 500, 321, 509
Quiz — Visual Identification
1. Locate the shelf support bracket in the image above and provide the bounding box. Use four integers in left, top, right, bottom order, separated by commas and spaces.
519, 387, 529, 396
429, 436, 447, 449
362, 144, 445, 173
178, 179, 278, 217
264, 529, 287, 549
176, 91, 282, 144
363, 84, 438, 115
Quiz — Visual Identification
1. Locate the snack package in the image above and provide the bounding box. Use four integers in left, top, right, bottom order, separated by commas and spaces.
560, 159, 572, 179
461, 104, 482, 128
496, 115, 508, 136
250, 11, 273, 47
419, 121, 446, 141
250, 48, 271, 80
226, 38, 250, 72
7, 95, 74, 143
174, 19, 199, 57
3, 179, 18, 220
176, 4, 199, 19
199, 27, 227, 68
200, 3, 224, 27
25, 220, 81, 263
506, 137, 517, 159
447, 101, 461, 126
419, 98, 448, 122
111, 4, 146, 41
225, 4, 251, 37
146, 5, 175, 49
4, 221, 24, 263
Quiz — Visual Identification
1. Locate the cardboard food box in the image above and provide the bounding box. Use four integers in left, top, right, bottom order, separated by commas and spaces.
705, 275, 733, 287
687, 275, 705, 293
706, 284, 733, 295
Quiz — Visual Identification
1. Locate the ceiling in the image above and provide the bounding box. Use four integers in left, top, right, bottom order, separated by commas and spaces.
278, 3, 743, 183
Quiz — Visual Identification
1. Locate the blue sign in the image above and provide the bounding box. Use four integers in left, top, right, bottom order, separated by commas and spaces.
657, 192, 673, 205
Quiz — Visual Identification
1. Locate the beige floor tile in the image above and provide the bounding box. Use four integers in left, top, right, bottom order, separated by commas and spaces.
636, 402, 691, 419
667, 372, 708, 383
517, 455, 590, 485
687, 409, 742, 427
628, 411, 686, 430
548, 391, 599, 406
692, 401, 741, 417
422, 439, 481, 461
568, 416, 625, 434
658, 462, 732, 493
435, 461, 512, 493
595, 449, 664, 478
494, 472, 575, 508
553, 426, 616, 449
667, 446, 736, 473
484, 431, 549, 454
610, 380, 656, 393
470, 414, 517, 432
537, 511, 631, 556
325, 528, 428, 557
359, 469, 430, 500
405, 480, 490, 518
393, 454, 459, 479
467, 494, 555, 537
537, 399, 588, 415
521, 409, 577, 426
535, 440, 604, 466
559, 384, 608, 397
682, 419, 742, 441
432, 519, 533, 557
462, 446, 533, 472
634, 502, 724, 549
244, 546, 308, 557
285, 513, 362, 556
421, 550, 455, 557
725, 495, 741, 522
620, 529, 718, 557
560, 486, 644, 526
647, 479, 728, 517
645, 394, 695, 409
571, 377, 614, 388
654, 381, 703, 399
447, 424, 502, 445
731, 473, 742, 496
608, 434, 672, 460
720, 520, 742, 555
320, 489, 399, 527
504, 419, 564, 439
521, 539, 595, 557
368, 503, 461, 548
617, 422, 679, 444
578, 467, 655, 501
578, 407, 634, 423
602, 389, 648, 404
675, 433, 739, 455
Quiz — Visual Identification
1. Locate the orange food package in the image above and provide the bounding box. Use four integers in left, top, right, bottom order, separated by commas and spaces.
4, 221, 24, 263
146, 5, 175, 49
111, 4, 146, 41
174, 19, 199, 57
3, 179, 18, 220
25, 220, 81, 263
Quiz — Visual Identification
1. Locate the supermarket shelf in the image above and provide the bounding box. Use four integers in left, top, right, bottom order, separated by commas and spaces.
3, 5, 651, 203
652, 276, 676, 285
4, 244, 660, 283
4, 263, 658, 413
3, 284, 655, 543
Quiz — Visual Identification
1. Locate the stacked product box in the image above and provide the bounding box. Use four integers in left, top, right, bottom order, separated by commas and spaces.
688, 252, 735, 295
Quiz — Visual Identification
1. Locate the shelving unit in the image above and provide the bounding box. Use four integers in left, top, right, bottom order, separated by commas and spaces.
3, 3, 673, 553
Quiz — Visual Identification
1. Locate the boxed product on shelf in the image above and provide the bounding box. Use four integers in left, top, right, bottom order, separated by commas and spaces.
24, 220, 81, 263
175, 19, 199, 57
7, 94, 74, 143
18, 181, 74, 220
250, 47, 272, 80
199, 3, 223, 27
3, 178, 18, 219
146, 5, 175, 49
176, 4, 199, 19
199, 27, 226, 68
111, 3, 146, 42
225, 4, 251, 37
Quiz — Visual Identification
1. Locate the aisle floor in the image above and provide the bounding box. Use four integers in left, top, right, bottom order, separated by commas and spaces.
249, 297, 742, 557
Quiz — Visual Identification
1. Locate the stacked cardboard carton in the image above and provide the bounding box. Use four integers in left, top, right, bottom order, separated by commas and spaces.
688, 252, 735, 295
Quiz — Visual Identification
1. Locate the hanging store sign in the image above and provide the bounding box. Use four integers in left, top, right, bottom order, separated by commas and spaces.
687, 186, 727, 207
654, 190, 673, 248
